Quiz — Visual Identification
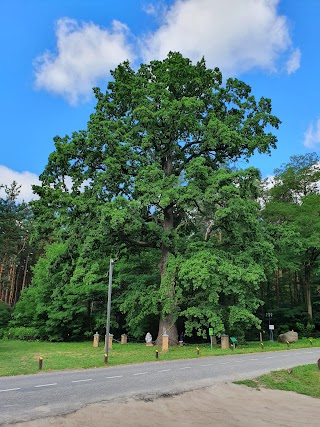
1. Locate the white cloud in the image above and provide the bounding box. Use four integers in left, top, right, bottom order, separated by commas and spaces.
34, 18, 136, 105
0, 166, 40, 203
304, 118, 320, 148
34, 1, 300, 103
142, 1, 169, 23
264, 175, 275, 190
141, 0, 298, 76
286, 48, 301, 74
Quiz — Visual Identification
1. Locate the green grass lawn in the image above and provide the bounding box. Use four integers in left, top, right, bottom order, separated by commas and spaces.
235, 364, 320, 399
0, 338, 318, 377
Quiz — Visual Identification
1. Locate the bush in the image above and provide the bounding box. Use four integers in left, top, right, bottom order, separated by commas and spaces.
7, 327, 39, 340
293, 321, 320, 338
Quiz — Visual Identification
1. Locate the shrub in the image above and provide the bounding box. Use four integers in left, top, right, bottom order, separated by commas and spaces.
7, 327, 39, 340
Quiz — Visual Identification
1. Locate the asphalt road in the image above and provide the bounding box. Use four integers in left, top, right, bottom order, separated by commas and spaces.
0, 348, 319, 425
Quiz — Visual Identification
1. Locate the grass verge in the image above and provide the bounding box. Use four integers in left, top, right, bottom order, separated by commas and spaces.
0, 338, 318, 377
235, 364, 320, 399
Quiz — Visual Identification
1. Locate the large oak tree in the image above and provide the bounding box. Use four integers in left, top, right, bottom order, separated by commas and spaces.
33, 52, 280, 343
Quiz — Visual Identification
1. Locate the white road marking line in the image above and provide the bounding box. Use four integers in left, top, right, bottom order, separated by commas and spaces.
235, 360, 245, 363
249, 358, 259, 361
35, 383, 57, 388
133, 372, 148, 376
0, 388, 21, 392
157, 369, 171, 373
281, 354, 290, 357
106, 375, 123, 379
71, 379, 92, 383
266, 356, 277, 359
200, 364, 213, 367
180, 367, 191, 369
220, 362, 230, 364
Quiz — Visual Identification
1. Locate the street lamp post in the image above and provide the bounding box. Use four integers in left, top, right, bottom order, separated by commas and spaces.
266, 312, 273, 341
104, 258, 114, 362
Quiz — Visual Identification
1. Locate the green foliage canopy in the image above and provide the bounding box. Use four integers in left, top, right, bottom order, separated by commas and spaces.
26, 52, 280, 341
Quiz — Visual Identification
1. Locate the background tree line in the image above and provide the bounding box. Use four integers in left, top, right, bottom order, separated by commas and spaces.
1, 53, 319, 342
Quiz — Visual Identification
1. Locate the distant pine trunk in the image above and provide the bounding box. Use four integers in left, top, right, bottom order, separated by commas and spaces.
304, 264, 313, 320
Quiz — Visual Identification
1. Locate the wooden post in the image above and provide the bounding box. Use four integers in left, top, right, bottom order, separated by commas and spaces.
162, 333, 169, 352
108, 334, 113, 350
105, 334, 113, 350
221, 334, 229, 349
93, 332, 100, 348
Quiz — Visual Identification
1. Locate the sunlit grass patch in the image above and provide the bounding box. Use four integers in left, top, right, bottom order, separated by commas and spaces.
234, 379, 260, 389
0, 338, 318, 377
235, 364, 320, 399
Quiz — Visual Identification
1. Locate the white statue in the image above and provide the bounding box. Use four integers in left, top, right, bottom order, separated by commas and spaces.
145, 332, 153, 345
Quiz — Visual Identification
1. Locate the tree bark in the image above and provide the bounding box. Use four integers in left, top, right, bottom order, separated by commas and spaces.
304, 264, 313, 321
156, 200, 178, 345
306, 285, 312, 320
275, 269, 280, 306
156, 313, 178, 346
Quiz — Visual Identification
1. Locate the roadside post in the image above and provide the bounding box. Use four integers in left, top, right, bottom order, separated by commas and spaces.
269, 324, 274, 342
209, 327, 214, 351
266, 312, 274, 341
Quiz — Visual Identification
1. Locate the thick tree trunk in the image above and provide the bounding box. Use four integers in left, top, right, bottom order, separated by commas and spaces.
156, 313, 178, 346
156, 200, 178, 346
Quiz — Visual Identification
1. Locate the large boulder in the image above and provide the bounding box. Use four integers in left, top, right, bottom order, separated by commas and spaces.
278, 330, 298, 343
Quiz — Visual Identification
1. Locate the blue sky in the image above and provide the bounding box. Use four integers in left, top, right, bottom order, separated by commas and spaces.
1, 0, 319, 201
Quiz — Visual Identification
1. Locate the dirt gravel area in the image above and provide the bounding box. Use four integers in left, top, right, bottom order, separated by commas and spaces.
9, 382, 320, 426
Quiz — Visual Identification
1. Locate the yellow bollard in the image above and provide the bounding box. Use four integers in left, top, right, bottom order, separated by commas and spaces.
155, 350, 159, 359
196, 347, 199, 355
38, 357, 43, 370
260, 342, 264, 349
